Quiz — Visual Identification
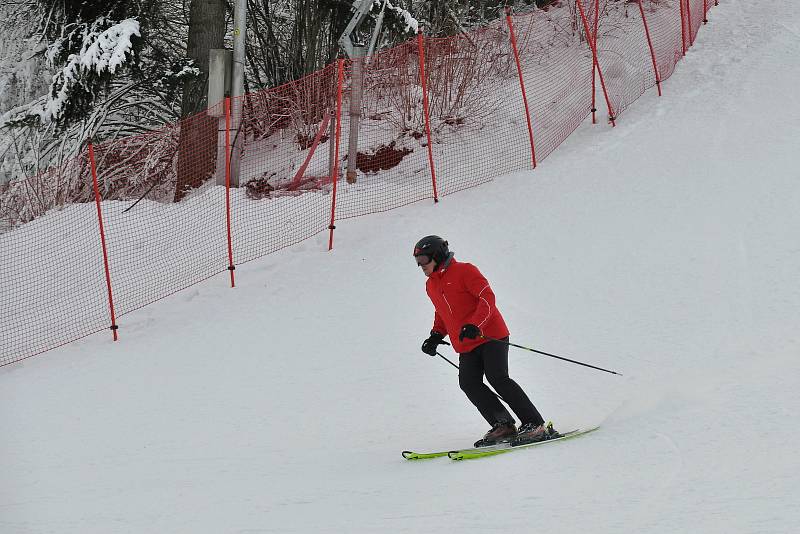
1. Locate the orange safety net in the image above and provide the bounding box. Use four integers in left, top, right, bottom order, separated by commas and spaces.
0, 0, 718, 366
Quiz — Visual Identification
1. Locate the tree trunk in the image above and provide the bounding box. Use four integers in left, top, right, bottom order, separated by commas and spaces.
174, 0, 227, 202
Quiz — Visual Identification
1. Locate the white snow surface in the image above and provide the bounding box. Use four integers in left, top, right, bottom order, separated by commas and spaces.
2, 2, 800, 532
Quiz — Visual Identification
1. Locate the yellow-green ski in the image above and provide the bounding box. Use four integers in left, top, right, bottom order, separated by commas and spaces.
401, 450, 450, 460
402, 440, 512, 460
448, 426, 599, 461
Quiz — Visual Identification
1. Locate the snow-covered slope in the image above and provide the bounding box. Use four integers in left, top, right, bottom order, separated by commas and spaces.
2, 2, 799, 532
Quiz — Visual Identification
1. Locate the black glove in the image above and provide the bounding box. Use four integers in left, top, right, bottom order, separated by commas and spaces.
459, 324, 481, 342
421, 331, 448, 356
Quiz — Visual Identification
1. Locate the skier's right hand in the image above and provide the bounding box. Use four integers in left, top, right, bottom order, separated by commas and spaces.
421, 331, 449, 356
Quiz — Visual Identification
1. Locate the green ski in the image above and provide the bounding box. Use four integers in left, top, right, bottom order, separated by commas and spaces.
401, 450, 450, 460
448, 426, 599, 461
402, 440, 512, 460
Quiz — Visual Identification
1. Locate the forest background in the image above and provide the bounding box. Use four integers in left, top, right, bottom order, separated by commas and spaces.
0, 0, 552, 187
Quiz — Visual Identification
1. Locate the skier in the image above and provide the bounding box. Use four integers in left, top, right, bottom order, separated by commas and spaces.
414, 235, 555, 447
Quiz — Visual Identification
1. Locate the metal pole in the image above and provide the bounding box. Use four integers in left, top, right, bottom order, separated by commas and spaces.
367, 0, 388, 58
346, 46, 365, 184
482, 336, 622, 376
208, 49, 232, 186
229, 0, 248, 187
435, 351, 459, 370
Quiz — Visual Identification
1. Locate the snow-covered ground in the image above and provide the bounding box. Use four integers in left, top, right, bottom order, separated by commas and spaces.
2, 1, 800, 532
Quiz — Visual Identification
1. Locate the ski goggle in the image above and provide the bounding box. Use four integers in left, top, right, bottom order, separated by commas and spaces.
414, 254, 434, 266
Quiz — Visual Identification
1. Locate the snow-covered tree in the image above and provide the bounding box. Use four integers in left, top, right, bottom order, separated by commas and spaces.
4, 2, 145, 129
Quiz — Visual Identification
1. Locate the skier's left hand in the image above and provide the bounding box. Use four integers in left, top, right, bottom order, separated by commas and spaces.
459, 324, 481, 341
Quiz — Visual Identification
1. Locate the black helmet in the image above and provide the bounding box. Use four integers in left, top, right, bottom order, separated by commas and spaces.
413, 235, 450, 266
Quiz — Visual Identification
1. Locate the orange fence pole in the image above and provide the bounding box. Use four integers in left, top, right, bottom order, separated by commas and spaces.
505, 8, 538, 168
637, 0, 662, 96
576, 0, 616, 127
591, 0, 599, 124
686, 0, 694, 46
680, 0, 688, 55
87, 139, 119, 341
224, 96, 236, 287
328, 59, 345, 251
417, 29, 439, 202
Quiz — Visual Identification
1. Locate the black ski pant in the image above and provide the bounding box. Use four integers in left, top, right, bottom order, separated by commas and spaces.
458, 337, 544, 427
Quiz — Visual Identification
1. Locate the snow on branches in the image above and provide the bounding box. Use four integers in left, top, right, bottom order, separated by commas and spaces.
34, 18, 142, 126
382, 1, 420, 34
78, 19, 140, 76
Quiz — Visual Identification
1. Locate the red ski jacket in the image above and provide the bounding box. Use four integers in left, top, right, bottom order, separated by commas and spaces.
425, 257, 510, 354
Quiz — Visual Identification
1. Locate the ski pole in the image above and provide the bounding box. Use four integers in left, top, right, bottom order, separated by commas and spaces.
435, 351, 459, 370
481, 336, 623, 376
435, 351, 506, 402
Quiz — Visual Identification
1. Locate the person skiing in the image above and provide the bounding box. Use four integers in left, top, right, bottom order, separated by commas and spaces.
414, 235, 555, 447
